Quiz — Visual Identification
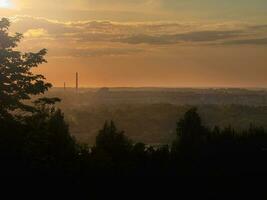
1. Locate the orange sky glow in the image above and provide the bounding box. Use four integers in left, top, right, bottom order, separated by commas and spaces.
1, 0, 267, 88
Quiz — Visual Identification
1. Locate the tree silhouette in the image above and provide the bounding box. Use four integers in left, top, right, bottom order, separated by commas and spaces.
0, 18, 75, 176
92, 121, 133, 175
0, 18, 56, 119
23, 105, 78, 175
95, 121, 132, 156
172, 107, 207, 157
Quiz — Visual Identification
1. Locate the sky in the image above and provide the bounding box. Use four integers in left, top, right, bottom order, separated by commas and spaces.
1, 0, 267, 88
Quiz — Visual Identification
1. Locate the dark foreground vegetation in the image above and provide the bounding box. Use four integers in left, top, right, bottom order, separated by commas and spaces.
1, 18, 267, 181
1, 106, 267, 178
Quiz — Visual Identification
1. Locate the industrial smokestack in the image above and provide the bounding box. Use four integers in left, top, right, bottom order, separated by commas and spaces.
76, 72, 79, 92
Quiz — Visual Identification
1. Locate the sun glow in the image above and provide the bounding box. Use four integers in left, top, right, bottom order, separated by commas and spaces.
0, 0, 11, 8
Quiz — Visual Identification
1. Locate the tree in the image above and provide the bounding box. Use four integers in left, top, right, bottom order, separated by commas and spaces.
0, 18, 55, 119
91, 121, 133, 175
22, 104, 78, 175
172, 107, 207, 155
0, 18, 72, 176
178, 108, 207, 142
95, 121, 132, 156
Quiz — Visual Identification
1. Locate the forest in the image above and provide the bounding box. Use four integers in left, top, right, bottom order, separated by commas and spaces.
1, 17, 267, 181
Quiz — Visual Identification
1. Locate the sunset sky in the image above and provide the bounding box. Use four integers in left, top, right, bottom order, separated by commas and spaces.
1, 0, 267, 88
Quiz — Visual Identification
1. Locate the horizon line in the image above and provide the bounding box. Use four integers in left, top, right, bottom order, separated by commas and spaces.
51, 86, 267, 90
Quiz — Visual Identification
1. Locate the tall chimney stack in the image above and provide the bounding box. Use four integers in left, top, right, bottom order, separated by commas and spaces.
76, 72, 79, 92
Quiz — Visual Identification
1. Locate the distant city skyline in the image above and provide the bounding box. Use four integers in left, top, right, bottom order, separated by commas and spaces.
2, 0, 267, 87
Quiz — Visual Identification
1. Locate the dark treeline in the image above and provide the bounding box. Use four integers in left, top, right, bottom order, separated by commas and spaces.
1, 106, 267, 177
1, 17, 267, 179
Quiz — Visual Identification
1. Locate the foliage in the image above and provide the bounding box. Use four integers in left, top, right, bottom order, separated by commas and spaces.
0, 18, 77, 176
95, 120, 132, 156
0, 18, 53, 118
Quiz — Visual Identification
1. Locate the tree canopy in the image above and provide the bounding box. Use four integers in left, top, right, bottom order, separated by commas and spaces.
0, 18, 57, 119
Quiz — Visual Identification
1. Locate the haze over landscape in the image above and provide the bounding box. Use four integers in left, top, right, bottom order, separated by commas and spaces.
1, 0, 267, 88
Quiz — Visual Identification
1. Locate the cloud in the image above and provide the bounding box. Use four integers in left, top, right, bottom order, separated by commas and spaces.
24, 28, 49, 38
13, 16, 264, 44
8, 15, 267, 59
118, 30, 244, 45
49, 47, 145, 58
249, 24, 267, 30
223, 38, 267, 45
2, 0, 266, 23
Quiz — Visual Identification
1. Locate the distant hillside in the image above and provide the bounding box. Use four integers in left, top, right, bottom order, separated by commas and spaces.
37, 88, 267, 144
47, 87, 267, 106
